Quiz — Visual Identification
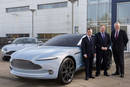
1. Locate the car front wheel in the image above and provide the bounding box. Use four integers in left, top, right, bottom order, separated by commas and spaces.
58, 58, 75, 84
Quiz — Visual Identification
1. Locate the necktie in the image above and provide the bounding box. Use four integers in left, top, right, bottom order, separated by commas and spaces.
102, 33, 105, 39
88, 36, 91, 42
115, 31, 118, 39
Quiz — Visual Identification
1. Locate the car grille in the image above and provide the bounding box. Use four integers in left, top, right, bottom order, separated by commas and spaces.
11, 59, 42, 70
6, 51, 15, 55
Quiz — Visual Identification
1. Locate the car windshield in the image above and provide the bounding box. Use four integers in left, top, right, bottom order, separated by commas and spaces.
13, 38, 37, 44
44, 34, 84, 47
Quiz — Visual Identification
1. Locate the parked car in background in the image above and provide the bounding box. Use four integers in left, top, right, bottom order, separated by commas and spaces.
10, 34, 112, 84
1, 37, 43, 61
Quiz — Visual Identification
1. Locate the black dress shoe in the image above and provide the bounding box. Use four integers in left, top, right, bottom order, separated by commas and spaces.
95, 73, 100, 77
120, 74, 124, 78
112, 72, 120, 75
104, 73, 110, 76
85, 77, 89, 80
89, 76, 95, 79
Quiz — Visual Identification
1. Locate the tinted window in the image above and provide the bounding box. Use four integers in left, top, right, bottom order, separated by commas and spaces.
13, 38, 36, 44
24, 38, 36, 44
6, 6, 29, 13
44, 34, 83, 46
38, 2, 67, 9
13, 38, 24, 44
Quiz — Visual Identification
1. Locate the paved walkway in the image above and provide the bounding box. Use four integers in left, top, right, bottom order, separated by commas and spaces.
0, 54, 130, 87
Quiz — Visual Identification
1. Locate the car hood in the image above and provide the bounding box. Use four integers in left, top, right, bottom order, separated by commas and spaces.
11, 46, 78, 60
2, 44, 37, 52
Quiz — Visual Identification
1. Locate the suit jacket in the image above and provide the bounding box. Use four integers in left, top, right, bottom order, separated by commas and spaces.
95, 32, 111, 52
111, 29, 128, 52
81, 35, 96, 56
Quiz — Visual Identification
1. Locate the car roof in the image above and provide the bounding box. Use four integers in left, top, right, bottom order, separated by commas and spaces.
54, 34, 84, 38
44, 34, 85, 46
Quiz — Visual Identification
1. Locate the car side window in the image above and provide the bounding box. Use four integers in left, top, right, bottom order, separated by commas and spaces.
77, 35, 86, 46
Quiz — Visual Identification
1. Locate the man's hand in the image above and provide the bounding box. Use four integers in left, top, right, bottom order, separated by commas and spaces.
84, 54, 88, 58
104, 47, 108, 51
94, 53, 96, 57
101, 47, 105, 50
101, 47, 107, 51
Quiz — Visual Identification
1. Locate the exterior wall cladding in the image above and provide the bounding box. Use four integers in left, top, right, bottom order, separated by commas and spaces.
0, 0, 87, 37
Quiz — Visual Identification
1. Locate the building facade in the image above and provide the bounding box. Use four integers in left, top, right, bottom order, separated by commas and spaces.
0, 0, 87, 38
0, 0, 130, 51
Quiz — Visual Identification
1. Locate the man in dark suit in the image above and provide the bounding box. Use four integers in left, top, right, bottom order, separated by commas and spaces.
111, 22, 128, 78
95, 25, 111, 77
81, 28, 96, 80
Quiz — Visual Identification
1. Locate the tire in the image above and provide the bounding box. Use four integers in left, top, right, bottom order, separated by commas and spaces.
58, 58, 75, 84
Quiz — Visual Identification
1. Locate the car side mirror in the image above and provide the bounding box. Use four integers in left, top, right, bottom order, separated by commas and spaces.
37, 41, 43, 46
8, 41, 12, 44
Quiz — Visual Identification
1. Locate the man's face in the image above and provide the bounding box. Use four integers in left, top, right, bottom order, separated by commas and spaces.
100, 26, 106, 33
87, 29, 92, 36
114, 23, 120, 31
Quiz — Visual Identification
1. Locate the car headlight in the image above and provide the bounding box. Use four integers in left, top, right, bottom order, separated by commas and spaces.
36, 57, 58, 61
1, 48, 7, 52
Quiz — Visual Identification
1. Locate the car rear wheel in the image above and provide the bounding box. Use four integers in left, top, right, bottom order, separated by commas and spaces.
58, 58, 75, 84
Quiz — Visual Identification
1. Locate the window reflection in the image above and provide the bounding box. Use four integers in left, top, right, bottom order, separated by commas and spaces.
38, 2, 68, 10
87, 0, 111, 34
117, 2, 130, 24
6, 6, 29, 13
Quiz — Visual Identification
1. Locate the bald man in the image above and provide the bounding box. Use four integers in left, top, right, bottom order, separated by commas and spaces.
111, 22, 128, 78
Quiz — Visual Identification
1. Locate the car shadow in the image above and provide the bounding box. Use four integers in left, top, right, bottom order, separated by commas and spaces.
74, 69, 85, 79
15, 70, 85, 87
15, 78, 64, 87
0, 70, 85, 87
0, 75, 65, 87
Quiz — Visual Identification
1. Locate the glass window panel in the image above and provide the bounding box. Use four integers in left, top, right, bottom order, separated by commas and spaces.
117, 2, 130, 24
87, 0, 111, 34
87, 0, 98, 22
98, 2, 110, 22
6, 6, 29, 13
38, 2, 67, 10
